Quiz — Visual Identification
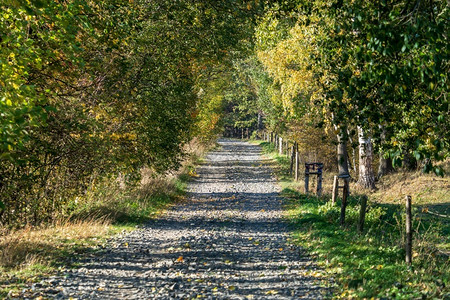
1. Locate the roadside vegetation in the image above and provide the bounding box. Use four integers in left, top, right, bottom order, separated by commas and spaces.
1, 0, 447, 298
0, 139, 211, 298
259, 140, 449, 299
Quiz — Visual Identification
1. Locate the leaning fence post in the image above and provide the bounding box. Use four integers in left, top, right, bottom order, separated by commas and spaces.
358, 195, 368, 232
405, 195, 412, 264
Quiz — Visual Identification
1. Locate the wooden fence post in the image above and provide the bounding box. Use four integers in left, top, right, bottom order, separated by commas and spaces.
317, 172, 323, 197
316, 174, 322, 197
405, 195, 412, 264
304, 164, 309, 193
340, 180, 349, 225
289, 144, 295, 176
358, 195, 368, 232
295, 151, 299, 181
332, 176, 339, 204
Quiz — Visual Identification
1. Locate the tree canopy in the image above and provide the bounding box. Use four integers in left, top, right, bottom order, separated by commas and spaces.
0, 0, 448, 225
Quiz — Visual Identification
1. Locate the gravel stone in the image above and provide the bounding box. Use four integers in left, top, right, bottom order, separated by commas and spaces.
28, 139, 328, 299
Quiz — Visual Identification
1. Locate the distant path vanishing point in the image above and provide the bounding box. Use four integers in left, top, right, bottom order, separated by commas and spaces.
33, 139, 327, 299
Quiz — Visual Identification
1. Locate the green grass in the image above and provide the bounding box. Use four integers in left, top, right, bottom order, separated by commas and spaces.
257, 140, 449, 299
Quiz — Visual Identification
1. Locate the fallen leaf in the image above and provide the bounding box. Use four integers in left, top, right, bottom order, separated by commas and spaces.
265, 290, 278, 295
176, 256, 184, 262
228, 286, 236, 291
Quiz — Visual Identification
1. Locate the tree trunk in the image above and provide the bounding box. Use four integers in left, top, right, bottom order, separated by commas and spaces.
357, 126, 376, 189
347, 128, 358, 173
378, 155, 393, 178
337, 129, 350, 177
377, 126, 394, 178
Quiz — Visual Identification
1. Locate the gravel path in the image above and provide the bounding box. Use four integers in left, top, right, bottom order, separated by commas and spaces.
31, 139, 327, 299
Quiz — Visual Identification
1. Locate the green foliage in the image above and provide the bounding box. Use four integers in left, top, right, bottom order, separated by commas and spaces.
253, 0, 449, 174
0, 0, 260, 226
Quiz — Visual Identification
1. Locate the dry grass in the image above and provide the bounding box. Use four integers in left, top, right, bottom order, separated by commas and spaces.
0, 137, 214, 297
275, 153, 450, 210
0, 219, 110, 271
369, 170, 450, 206
0, 137, 213, 273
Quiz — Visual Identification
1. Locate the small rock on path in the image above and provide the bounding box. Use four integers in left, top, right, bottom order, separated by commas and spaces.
32, 139, 327, 299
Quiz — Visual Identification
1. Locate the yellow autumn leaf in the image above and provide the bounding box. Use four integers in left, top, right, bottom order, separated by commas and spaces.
265, 290, 278, 295
176, 256, 184, 262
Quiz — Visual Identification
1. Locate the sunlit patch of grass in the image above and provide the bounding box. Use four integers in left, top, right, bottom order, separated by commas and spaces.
256, 139, 449, 299
284, 189, 449, 299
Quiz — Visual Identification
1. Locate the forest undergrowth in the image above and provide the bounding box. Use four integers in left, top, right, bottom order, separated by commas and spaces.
258, 140, 449, 299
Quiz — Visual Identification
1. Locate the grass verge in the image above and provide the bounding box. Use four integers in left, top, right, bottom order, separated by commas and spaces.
0, 139, 212, 298
257, 140, 449, 299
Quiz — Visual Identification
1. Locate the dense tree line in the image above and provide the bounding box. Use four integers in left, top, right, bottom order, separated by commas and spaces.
0, 0, 262, 226
1, 0, 448, 225
223, 0, 448, 188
